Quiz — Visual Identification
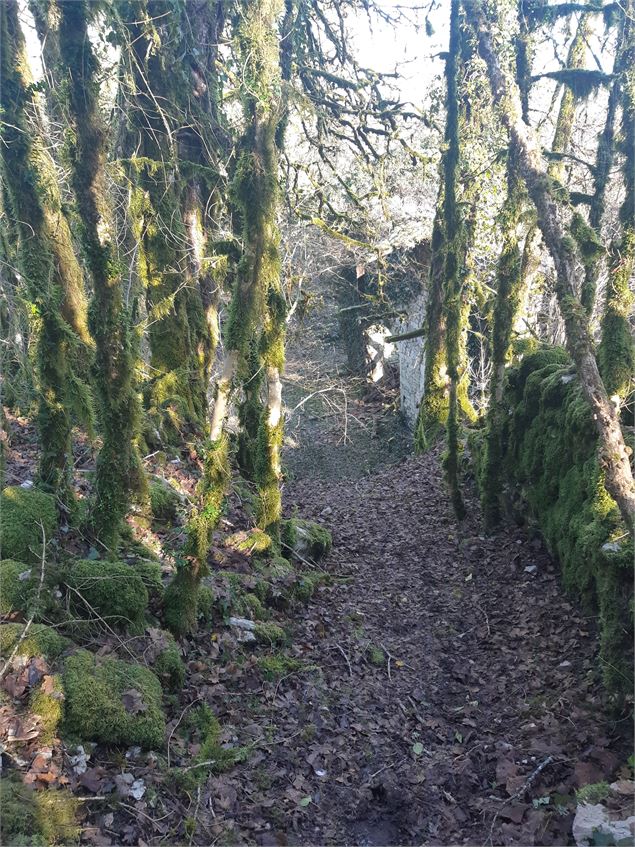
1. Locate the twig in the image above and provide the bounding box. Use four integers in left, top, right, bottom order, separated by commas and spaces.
167, 697, 202, 768
380, 642, 392, 681
333, 643, 353, 677
0, 521, 47, 682
488, 756, 555, 845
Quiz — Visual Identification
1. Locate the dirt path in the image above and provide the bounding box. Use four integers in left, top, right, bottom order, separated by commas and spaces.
194, 300, 630, 847
278, 450, 624, 845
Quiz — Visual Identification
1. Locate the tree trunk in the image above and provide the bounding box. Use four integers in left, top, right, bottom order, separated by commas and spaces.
58, 0, 142, 549
468, 0, 635, 529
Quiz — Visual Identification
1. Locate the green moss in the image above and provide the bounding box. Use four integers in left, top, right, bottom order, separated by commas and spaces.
236, 592, 268, 620
0, 487, 57, 563
149, 479, 180, 524
368, 646, 385, 666
134, 559, 164, 601
0, 778, 81, 845
575, 782, 611, 805
281, 519, 331, 561
154, 632, 185, 691
197, 584, 215, 624
254, 621, 286, 645
0, 558, 31, 614
290, 572, 326, 604
67, 559, 148, 632
479, 349, 633, 702
173, 704, 249, 791
164, 567, 199, 637
0, 623, 70, 660
257, 653, 303, 681
62, 649, 165, 748
30, 674, 64, 744
225, 528, 272, 555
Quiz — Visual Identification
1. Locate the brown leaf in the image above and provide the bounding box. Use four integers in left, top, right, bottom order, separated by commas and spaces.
121, 689, 148, 714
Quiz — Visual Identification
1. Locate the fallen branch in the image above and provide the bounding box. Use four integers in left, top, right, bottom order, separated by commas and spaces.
385, 326, 425, 343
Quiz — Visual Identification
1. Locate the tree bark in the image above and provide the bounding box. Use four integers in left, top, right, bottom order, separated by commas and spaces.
467, 0, 635, 529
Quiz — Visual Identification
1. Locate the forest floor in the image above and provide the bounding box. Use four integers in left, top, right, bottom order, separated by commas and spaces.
2, 286, 632, 847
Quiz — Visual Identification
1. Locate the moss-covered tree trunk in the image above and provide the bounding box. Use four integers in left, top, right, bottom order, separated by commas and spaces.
120, 2, 210, 441
598, 2, 635, 406
442, 0, 466, 519
481, 158, 525, 528
0, 0, 91, 495
58, 0, 142, 550
415, 207, 449, 451
468, 0, 635, 529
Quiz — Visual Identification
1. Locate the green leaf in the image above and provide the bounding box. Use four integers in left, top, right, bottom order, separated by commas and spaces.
299, 796, 312, 807
412, 742, 424, 756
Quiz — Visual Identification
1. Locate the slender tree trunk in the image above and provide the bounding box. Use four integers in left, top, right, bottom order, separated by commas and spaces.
58, 0, 142, 550
415, 207, 449, 451
598, 2, 635, 406
467, 0, 635, 529
0, 0, 91, 495
442, 0, 466, 520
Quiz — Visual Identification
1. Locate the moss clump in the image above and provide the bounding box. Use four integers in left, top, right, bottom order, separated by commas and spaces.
0, 487, 57, 564
225, 528, 272, 555
575, 782, 610, 805
236, 592, 268, 621
257, 654, 303, 681
62, 649, 165, 748
67, 560, 148, 632
0, 623, 70, 660
164, 567, 199, 637
254, 622, 287, 645
197, 585, 215, 624
281, 519, 332, 561
0, 558, 32, 614
154, 632, 185, 691
0, 778, 81, 845
30, 674, 64, 744
149, 479, 181, 524
368, 646, 385, 666
289, 572, 327, 604
173, 705, 249, 791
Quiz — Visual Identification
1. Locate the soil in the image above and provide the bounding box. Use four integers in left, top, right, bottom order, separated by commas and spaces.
1, 284, 632, 846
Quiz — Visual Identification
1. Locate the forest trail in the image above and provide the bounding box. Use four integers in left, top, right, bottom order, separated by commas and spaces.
196, 302, 629, 847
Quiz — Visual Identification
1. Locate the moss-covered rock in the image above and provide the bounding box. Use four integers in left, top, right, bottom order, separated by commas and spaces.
149, 479, 181, 524
0, 487, 57, 564
0, 778, 81, 845
0, 622, 71, 660
281, 519, 331, 561
62, 650, 165, 748
67, 559, 148, 632
0, 558, 32, 614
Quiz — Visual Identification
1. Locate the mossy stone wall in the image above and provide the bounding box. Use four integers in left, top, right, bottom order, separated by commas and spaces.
480, 348, 633, 701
